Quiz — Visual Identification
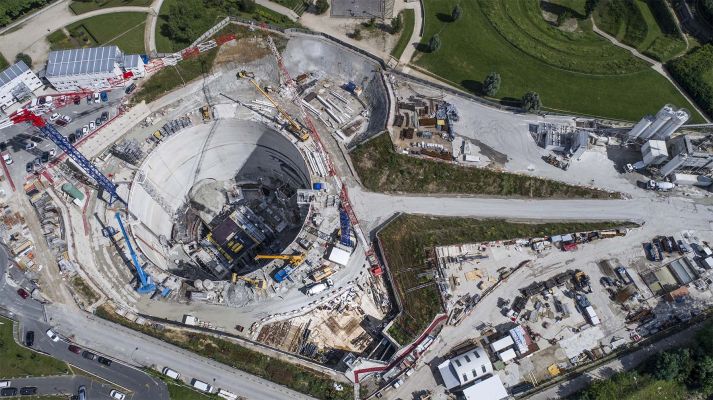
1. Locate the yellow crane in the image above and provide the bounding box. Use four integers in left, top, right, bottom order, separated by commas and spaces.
231, 272, 267, 290
255, 253, 305, 266
237, 70, 309, 142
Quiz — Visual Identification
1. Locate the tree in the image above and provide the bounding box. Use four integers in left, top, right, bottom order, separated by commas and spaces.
391, 14, 403, 34
164, 0, 203, 44
482, 72, 501, 96
314, 0, 329, 15
15, 53, 31, 67
521, 91, 541, 113
652, 349, 693, 382
428, 34, 441, 52
451, 4, 461, 21
585, 0, 600, 17
688, 355, 713, 392
238, 0, 256, 13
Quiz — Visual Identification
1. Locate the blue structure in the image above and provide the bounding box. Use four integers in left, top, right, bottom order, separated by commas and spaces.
339, 208, 351, 247
115, 212, 156, 294
11, 110, 124, 205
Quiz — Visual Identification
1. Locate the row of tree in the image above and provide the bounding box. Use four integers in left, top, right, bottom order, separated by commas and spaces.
0, 0, 52, 27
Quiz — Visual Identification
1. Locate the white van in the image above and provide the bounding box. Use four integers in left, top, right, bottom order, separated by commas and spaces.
0, 381, 10, 388
191, 379, 212, 393
162, 367, 180, 379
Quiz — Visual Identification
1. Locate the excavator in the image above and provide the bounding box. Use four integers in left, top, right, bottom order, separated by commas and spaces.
231, 273, 267, 290
237, 70, 310, 142
255, 253, 305, 266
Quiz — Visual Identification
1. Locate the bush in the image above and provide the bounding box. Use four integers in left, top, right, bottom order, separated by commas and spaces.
668, 44, 713, 118
428, 34, 441, 52
391, 14, 403, 33
521, 91, 541, 113
482, 71, 501, 96
451, 4, 461, 21
14, 53, 31, 67
314, 0, 329, 15
238, 0, 256, 13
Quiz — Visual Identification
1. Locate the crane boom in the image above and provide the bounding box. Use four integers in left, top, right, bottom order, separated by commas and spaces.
115, 212, 156, 294
255, 254, 305, 266
9, 109, 124, 205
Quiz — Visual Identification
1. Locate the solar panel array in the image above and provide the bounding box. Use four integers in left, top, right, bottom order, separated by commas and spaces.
46, 46, 122, 77
0, 61, 30, 87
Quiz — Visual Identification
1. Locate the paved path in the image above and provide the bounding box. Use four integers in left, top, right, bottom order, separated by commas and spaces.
590, 18, 710, 123
144, 0, 163, 54
256, 0, 299, 21
5, 376, 120, 400
397, 0, 423, 64
0, 4, 150, 68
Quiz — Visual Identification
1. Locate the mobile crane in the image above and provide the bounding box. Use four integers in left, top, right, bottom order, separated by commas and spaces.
115, 211, 156, 294
255, 253, 305, 266
237, 70, 310, 142
231, 273, 267, 290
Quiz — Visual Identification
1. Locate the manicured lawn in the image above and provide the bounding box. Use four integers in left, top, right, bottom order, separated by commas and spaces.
95, 306, 351, 400
156, 0, 298, 52
69, 0, 152, 15
390, 9, 415, 59
0, 316, 70, 378
414, 0, 703, 122
351, 134, 618, 199
47, 12, 147, 53
379, 215, 630, 345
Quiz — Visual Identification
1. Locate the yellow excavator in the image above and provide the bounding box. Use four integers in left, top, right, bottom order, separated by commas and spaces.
237, 70, 310, 142
255, 253, 305, 266
231, 272, 267, 290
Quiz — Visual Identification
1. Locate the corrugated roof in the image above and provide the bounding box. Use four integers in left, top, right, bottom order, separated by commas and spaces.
0, 61, 30, 87
46, 46, 122, 77
123, 54, 142, 68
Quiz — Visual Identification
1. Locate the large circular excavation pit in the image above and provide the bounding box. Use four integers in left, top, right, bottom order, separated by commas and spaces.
128, 119, 310, 280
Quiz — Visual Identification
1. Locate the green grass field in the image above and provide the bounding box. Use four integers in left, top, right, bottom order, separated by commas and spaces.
379, 215, 630, 345
0, 317, 70, 378
156, 0, 298, 52
351, 134, 617, 199
47, 12, 147, 53
390, 9, 415, 59
414, 0, 703, 122
594, 0, 686, 62
69, 0, 152, 14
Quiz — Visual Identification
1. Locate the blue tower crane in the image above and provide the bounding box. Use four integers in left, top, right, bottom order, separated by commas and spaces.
9, 110, 124, 205
115, 211, 156, 294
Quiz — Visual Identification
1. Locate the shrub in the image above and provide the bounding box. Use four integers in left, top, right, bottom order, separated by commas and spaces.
482, 72, 501, 96
522, 91, 541, 113
428, 34, 441, 52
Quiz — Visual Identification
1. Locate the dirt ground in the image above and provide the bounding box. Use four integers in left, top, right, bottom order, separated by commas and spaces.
214, 37, 273, 66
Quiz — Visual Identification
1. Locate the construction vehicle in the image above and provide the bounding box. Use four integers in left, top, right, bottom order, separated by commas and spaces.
200, 105, 211, 121
115, 212, 156, 294
255, 253, 305, 266
237, 70, 310, 142
311, 266, 335, 282
306, 278, 333, 296
231, 272, 267, 289
574, 270, 591, 292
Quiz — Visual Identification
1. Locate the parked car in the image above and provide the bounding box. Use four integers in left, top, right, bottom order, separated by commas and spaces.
110, 389, 125, 399
49, 113, 60, 122
19, 387, 36, 395
93, 92, 100, 103
162, 367, 180, 379
0, 387, 17, 396
86, 95, 92, 104
25, 331, 34, 347
97, 356, 112, 366
55, 119, 68, 127
0, 381, 10, 388
82, 125, 89, 135
73, 96, 81, 105
600, 276, 613, 287
678, 240, 691, 253
41, 152, 50, 163
100, 111, 109, 122
95, 117, 102, 127
25, 162, 33, 173
68, 344, 82, 354
61, 115, 72, 124
89, 121, 95, 131
661, 236, 673, 253
68, 133, 77, 144
1, 152, 11, 165
49, 148, 56, 157
17, 288, 29, 299
45, 328, 59, 342
100, 91, 108, 102
125, 83, 136, 94
24, 141, 36, 150
81, 351, 96, 360
78, 385, 86, 400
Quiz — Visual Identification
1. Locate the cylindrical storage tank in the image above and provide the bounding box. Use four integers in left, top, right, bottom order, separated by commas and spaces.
203, 279, 214, 290
194, 280, 204, 291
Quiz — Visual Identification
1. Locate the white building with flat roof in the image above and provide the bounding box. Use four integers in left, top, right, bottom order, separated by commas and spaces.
437, 347, 492, 390
0, 61, 42, 110
45, 46, 144, 92
460, 375, 509, 400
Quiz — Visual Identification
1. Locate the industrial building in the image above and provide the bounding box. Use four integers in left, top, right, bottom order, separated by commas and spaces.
641, 140, 668, 166
459, 375, 509, 400
437, 346, 493, 390
45, 46, 144, 92
628, 104, 690, 141
0, 61, 42, 110
536, 123, 589, 160
659, 135, 713, 177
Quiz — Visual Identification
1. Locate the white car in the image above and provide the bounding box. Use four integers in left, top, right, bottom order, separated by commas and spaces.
49, 148, 56, 157
45, 328, 60, 342
392, 378, 403, 389
49, 113, 60, 122
25, 141, 36, 150
93, 92, 100, 103
89, 121, 96, 131
82, 125, 89, 135
2, 152, 13, 165
61, 115, 72, 124
109, 390, 126, 400
162, 367, 180, 379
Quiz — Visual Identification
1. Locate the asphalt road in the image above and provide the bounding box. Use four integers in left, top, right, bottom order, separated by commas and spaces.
4, 376, 120, 400
0, 245, 169, 400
